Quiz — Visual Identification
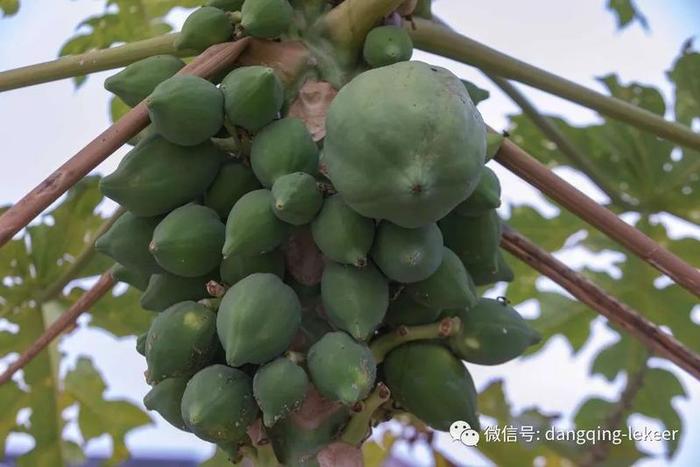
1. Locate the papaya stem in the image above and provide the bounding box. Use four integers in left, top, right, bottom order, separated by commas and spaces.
254, 442, 280, 467
321, 0, 405, 50
370, 317, 462, 363
340, 382, 391, 445
0, 33, 194, 93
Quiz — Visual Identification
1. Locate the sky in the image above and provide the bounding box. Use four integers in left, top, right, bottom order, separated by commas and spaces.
1, 0, 699, 466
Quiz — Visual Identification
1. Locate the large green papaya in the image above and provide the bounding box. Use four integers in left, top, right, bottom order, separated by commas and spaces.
241, 0, 293, 39
321, 262, 388, 340
110, 264, 150, 291
307, 331, 376, 405
384, 291, 441, 327
104, 55, 184, 107
453, 166, 501, 217
383, 342, 479, 431
144, 377, 189, 431
219, 249, 284, 285
150, 204, 225, 277
147, 75, 224, 146
323, 61, 486, 228
445, 298, 541, 365
204, 161, 261, 219
174, 7, 233, 52
222, 189, 288, 257
140, 271, 213, 312
145, 301, 219, 383
439, 209, 502, 282
404, 247, 477, 310
469, 249, 514, 286
207, 0, 244, 11
253, 357, 309, 427
363, 26, 413, 68
371, 221, 443, 283
221, 66, 284, 132
180, 364, 258, 443
250, 118, 319, 188
100, 134, 222, 217
95, 212, 162, 274
271, 172, 323, 226
217, 273, 301, 366
310, 194, 375, 267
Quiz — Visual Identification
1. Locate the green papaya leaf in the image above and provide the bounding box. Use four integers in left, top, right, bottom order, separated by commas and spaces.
606, 0, 648, 30
0, 0, 18, 16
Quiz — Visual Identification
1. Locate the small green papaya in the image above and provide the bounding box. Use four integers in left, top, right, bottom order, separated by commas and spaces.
271, 172, 323, 226
140, 271, 213, 312
147, 75, 224, 146
253, 358, 309, 427
150, 204, 225, 278
219, 249, 284, 285
181, 364, 258, 443
310, 194, 375, 267
217, 273, 301, 366
100, 134, 222, 217
383, 342, 479, 431
174, 7, 233, 52
221, 66, 284, 132
371, 221, 443, 283
486, 132, 504, 161
144, 377, 189, 431
222, 189, 288, 257
104, 55, 185, 107
404, 247, 477, 310
307, 331, 376, 405
250, 118, 319, 188
95, 212, 162, 274
205, 161, 261, 219
111, 264, 150, 291
136, 333, 147, 356
241, 0, 293, 39
439, 209, 502, 279
363, 26, 413, 68
145, 301, 219, 383
323, 61, 486, 228
321, 262, 388, 340
207, 0, 244, 11
453, 166, 501, 217
384, 291, 441, 327
445, 298, 540, 365
469, 249, 514, 286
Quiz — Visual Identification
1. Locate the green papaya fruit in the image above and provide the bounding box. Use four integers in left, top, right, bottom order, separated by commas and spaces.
241, 0, 293, 39
486, 132, 504, 161
383, 342, 479, 431
271, 172, 323, 225
222, 189, 288, 257
307, 331, 376, 405
321, 262, 388, 340
207, 0, 244, 11
104, 55, 185, 107
217, 273, 301, 366
404, 247, 478, 310
371, 221, 443, 283
145, 301, 219, 383
150, 204, 225, 278
445, 298, 540, 365
293, 308, 333, 352
100, 134, 223, 217
310, 194, 375, 267
439, 209, 502, 281
111, 264, 150, 291
362, 26, 413, 68
147, 75, 224, 146
461, 79, 490, 106
144, 377, 189, 431
219, 249, 285, 285
174, 7, 233, 52
453, 166, 501, 216
136, 332, 147, 356
205, 161, 261, 218
95, 212, 162, 274
323, 61, 486, 228
221, 66, 284, 132
384, 291, 441, 327
140, 271, 213, 312
250, 118, 319, 188
469, 249, 514, 286
253, 358, 309, 427
181, 364, 258, 443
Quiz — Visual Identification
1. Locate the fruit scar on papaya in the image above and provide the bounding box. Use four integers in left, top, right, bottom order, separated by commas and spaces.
104, 55, 185, 107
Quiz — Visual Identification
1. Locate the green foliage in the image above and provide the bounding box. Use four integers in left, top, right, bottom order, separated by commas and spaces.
606, 0, 648, 30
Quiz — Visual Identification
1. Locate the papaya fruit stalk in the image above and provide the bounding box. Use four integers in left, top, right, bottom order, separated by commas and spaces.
369, 316, 462, 363
340, 382, 391, 445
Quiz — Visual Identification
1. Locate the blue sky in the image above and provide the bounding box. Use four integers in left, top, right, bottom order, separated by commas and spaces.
1, 0, 699, 466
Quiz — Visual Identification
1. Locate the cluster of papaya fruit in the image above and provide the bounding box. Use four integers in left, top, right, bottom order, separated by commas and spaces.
96, 0, 540, 463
